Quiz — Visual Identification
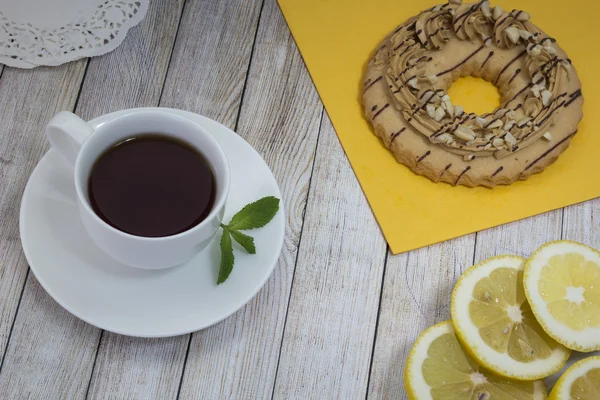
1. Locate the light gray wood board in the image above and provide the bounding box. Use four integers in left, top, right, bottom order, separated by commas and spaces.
0, 1, 186, 399
0, 61, 89, 398
88, 333, 189, 400
272, 113, 387, 399
177, 0, 323, 398
563, 199, 600, 246
474, 210, 563, 261
77, 0, 186, 121
366, 236, 475, 400
159, 0, 264, 128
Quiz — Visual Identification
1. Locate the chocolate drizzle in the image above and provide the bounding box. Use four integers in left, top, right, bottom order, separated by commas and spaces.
373, 103, 390, 119
481, 51, 494, 69
524, 131, 577, 171
390, 127, 406, 143
455, 166, 472, 185
507, 68, 521, 85
417, 151, 431, 163
563, 89, 582, 108
492, 166, 504, 177
363, 76, 382, 93
494, 50, 527, 85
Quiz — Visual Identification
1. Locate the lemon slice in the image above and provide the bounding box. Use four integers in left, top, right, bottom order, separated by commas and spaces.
524, 241, 600, 352
549, 356, 600, 399
404, 320, 547, 399
451, 256, 570, 380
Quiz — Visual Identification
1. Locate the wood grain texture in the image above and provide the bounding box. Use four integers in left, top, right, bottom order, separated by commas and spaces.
272, 114, 387, 399
0, 275, 99, 399
87, 333, 188, 400
367, 236, 475, 400
76, 0, 186, 121
474, 211, 563, 261
177, 0, 323, 398
0, 2, 186, 398
562, 199, 600, 246
0, 61, 87, 369
159, 0, 264, 127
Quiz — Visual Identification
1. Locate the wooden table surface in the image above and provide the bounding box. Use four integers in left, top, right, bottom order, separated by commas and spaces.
0, 0, 597, 398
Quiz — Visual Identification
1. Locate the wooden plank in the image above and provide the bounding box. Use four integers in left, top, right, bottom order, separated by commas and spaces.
177, 0, 323, 397
87, 333, 188, 399
474, 211, 563, 261
562, 199, 600, 246
0, 274, 99, 399
0, 61, 89, 396
367, 236, 475, 399
0, 1, 185, 398
159, 0, 264, 127
272, 113, 387, 399
77, 0, 186, 121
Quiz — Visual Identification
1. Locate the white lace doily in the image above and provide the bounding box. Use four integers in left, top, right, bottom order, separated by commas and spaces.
0, 0, 149, 68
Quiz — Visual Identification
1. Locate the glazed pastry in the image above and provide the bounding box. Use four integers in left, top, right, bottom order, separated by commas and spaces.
362, 0, 583, 187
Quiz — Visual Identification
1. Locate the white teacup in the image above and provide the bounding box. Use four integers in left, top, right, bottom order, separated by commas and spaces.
46, 110, 230, 269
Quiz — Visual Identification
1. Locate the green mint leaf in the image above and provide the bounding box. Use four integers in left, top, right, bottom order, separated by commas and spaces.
226, 196, 280, 231
229, 230, 256, 254
217, 229, 234, 284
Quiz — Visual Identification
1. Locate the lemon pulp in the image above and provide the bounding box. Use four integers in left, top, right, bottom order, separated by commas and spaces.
469, 267, 559, 362
538, 253, 600, 331
423, 330, 540, 399
570, 366, 600, 399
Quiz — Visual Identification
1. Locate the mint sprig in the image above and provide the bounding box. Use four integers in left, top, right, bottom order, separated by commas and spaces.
217, 196, 280, 284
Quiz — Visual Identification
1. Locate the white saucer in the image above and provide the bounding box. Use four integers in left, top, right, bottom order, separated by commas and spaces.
20, 108, 285, 337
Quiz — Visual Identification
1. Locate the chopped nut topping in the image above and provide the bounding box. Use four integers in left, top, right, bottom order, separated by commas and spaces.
426, 74, 438, 84
475, 117, 487, 128
544, 45, 557, 56
454, 105, 464, 117
434, 107, 445, 122
528, 44, 542, 57
426, 104, 436, 119
487, 119, 503, 129
516, 11, 530, 21
517, 117, 532, 128
436, 133, 453, 144
541, 89, 552, 106
484, 133, 495, 141
493, 5, 503, 20
519, 30, 532, 40
503, 120, 516, 131
454, 125, 476, 141
543, 132, 553, 141
504, 132, 517, 145
481, 1, 492, 18
505, 26, 520, 44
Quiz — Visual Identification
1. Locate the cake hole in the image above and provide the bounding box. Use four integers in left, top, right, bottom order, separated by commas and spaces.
447, 77, 501, 115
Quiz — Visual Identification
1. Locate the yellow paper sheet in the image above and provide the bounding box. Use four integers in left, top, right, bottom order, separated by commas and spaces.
277, 0, 599, 254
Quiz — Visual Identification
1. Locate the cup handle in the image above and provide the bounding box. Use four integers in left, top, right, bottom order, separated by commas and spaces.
46, 111, 95, 167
